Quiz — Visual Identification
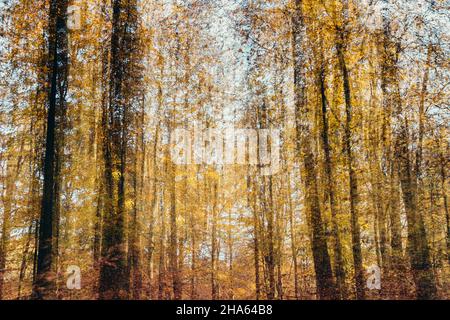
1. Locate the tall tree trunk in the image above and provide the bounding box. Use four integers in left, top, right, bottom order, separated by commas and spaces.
374, 166, 388, 275
396, 119, 437, 299
336, 29, 365, 300
291, 0, 336, 300
440, 151, 450, 265
211, 181, 219, 300
388, 160, 408, 297
380, 11, 437, 299
0, 156, 16, 299
18, 145, 41, 299
248, 174, 261, 300
32, 0, 69, 300
148, 65, 163, 296
18, 221, 34, 299
128, 96, 145, 299
94, 19, 110, 271
377, 21, 407, 297
99, 0, 138, 299
157, 185, 166, 300
318, 58, 347, 299
266, 178, 276, 300
256, 103, 276, 300
227, 209, 233, 299
168, 130, 181, 300
287, 173, 300, 299
190, 172, 198, 299
147, 125, 159, 297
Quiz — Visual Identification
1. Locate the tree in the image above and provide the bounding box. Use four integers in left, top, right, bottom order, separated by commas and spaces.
32, 0, 69, 300
291, 0, 336, 300
99, 0, 142, 299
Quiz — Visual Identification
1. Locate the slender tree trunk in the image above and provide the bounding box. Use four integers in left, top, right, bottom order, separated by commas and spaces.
388, 160, 408, 297
318, 59, 347, 299
247, 174, 261, 300
211, 181, 219, 300
0, 157, 16, 300
33, 0, 69, 300
227, 210, 233, 299
93, 187, 103, 267
18, 148, 40, 299
94, 24, 110, 271
51, 138, 63, 297
148, 68, 163, 296
440, 152, 450, 265
336, 30, 365, 300
18, 221, 34, 299
377, 23, 407, 296
375, 170, 388, 273
396, 119, 437, 299
168, 131, 181, 300
266, 177, 276, 300
379, 13, 437, 299
287, 173, 300, 299
147, 127, 159, 296
190, 178, 197, 300
291, 0, 336, 300
99, 0, 136, 299
368, 129, 388, 292
256, 103, 276, 300
128, 96, 145, 299
157, 185, 166, 300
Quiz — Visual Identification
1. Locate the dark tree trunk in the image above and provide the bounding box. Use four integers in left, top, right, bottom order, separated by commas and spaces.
247, 174, 261, 300
157, 185, 166, 300
167, 130, 181, 300
440, 152, 450, 265
99, 0, 140, 299
32, 0, 69, 300
211, 182, 219, 300
380, 11, 437, 299
336, 30, 365, 300
318, 59, 347, 299
376, 23, 408, 296
291, 0, 336, 300
128, 96, 145, 300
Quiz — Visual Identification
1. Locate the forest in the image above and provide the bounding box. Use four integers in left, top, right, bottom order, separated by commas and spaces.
0, 0, 449, 300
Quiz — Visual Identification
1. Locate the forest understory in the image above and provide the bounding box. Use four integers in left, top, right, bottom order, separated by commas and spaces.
0, 0, 449, 300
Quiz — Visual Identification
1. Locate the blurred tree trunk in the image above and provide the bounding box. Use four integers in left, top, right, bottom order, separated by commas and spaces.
0, 156, 17, 299
376, 21, 408, 297
157, 185, 166, 300
440, 150, 450, 265
335, 26, 365, 300
318, 53, 347, 299
99, 0, 137, 299
291, 0, 336, 300
396, 117, 437, 299
168, 128, 181, 300
380, 11, 437, 299
128, 95, 145, 299
32, 0, 69, 300
287, 173, 299, 299
211, 181, 219, 300
247, 173, 261, 300
93, 8, 110, 271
